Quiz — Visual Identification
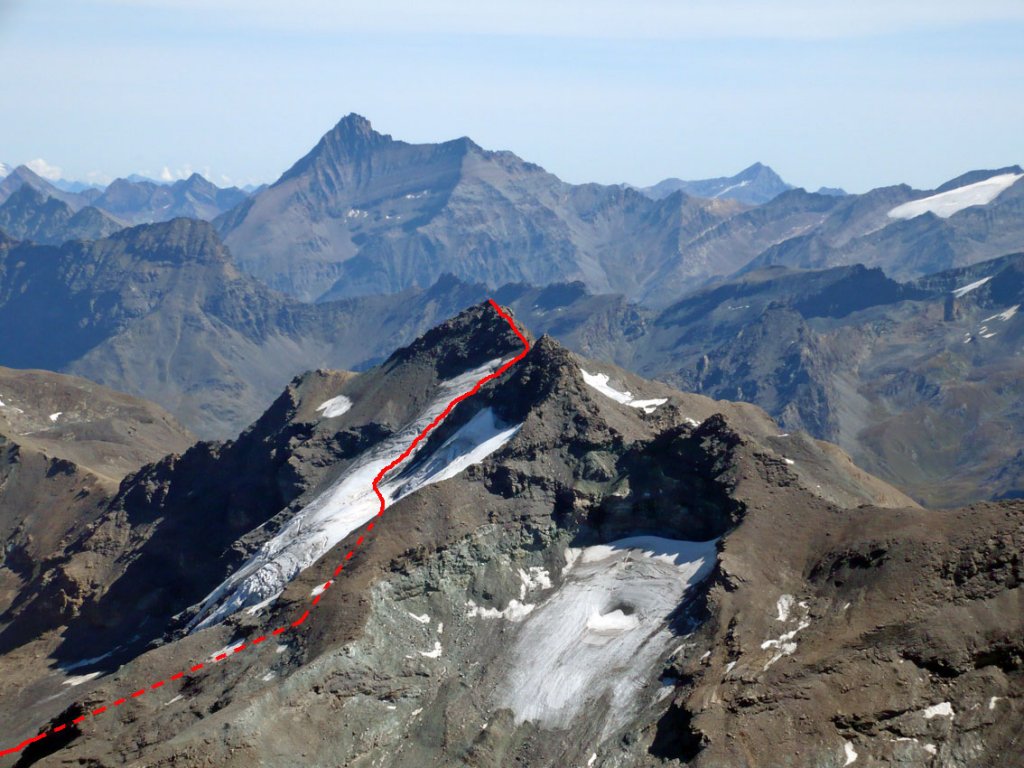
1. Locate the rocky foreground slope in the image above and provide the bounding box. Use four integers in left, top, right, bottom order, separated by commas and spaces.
0, 304, 1019, 767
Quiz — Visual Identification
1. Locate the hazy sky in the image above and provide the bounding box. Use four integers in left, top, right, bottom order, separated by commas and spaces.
1, 0, 1022, 192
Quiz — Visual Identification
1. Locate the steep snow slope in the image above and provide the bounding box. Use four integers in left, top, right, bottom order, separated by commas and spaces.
190, 363, 521, 629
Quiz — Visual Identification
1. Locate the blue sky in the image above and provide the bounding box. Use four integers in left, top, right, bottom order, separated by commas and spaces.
1, 0, 1021, 192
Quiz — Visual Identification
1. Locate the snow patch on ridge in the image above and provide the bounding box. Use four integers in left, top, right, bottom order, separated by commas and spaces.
189, 361, 520, 630
496, 536, 718, 738
580, 368, 667, 414
316, 394, 352, 419
888, 173, 1023, 220
952, 276, 992, 298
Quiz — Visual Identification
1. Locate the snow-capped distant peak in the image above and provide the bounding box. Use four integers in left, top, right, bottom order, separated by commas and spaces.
888, 172, 1023, 220
0, 163, 10, 179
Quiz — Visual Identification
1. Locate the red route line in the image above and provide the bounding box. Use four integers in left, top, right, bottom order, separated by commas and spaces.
0, 299, 529, 760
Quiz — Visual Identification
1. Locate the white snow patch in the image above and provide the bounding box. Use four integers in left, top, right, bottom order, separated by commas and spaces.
276, 644, 288, 654
982, 332, 997, 339
315, 395, 352, 419
0, 397, 5, 407
923, 744, 937, 755
62, 651, 113, 671
843, 741, 858, 765
725, 661, 737, 673
244, 594, 278, 616
436, 621, 443, 635
408, 612, 431, 624
989, 696, 1003, 710
411, 707, 423, 716
713, 179, 751, 198
518, 566, 552, 597
48, 412, 62, 422
189, 366, 520, 630
888, 173, 1023, 220
983, 305, 1020, 322
783, 458, 795, 465
467, 598, 536, 622
952, 276, 993, 298
62, 672, 101, 686
165, 694, 184, 706
922, 701, 954, 720
262, 672, 276, 682
563, 547, 581, 574
386, 704, 397, 710
587, 753, 597, 767
310, 581, 332, 597
580, 368, 668, 414
776, 594, 794, 622
419, 641, 443, 659
496, 536, 718, 738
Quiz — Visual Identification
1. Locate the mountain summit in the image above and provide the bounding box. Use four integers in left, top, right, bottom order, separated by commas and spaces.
640, 162, 795, 205
0, 304, 1019, 767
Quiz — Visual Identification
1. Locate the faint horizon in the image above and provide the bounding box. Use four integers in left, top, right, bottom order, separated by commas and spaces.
1, 0, 1022, 193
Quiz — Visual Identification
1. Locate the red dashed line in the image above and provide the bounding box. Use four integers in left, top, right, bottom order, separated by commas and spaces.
0, 300, 529, 760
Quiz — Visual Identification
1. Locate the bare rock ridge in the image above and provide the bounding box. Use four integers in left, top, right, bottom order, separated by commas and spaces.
0, 304, 1015, 767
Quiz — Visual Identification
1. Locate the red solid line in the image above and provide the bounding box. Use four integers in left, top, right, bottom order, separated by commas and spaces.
0, 302, 530, 758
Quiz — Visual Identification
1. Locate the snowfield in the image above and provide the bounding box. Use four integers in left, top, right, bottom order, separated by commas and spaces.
496, 536, 718, 737
190, 361, 521, 629
580, 368, 668, 414
888, 172, 1023, 220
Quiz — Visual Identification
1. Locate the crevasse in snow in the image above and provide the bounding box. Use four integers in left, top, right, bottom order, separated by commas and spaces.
496, 536, 718, 737
189, 361, 520, 630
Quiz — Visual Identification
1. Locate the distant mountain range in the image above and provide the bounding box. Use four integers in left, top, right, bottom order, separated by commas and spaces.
210, 115, 1023, 306
0, 164, 248, 234
1, 213, 1022, 507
